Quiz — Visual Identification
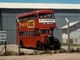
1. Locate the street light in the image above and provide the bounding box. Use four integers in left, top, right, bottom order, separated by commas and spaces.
65, 18, 70, 52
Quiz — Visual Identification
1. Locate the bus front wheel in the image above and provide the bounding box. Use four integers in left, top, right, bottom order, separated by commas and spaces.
36, 41, 45, 50
20, 40, 24, 48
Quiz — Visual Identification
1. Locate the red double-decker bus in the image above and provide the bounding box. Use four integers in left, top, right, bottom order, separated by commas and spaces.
16, 10, 61, 50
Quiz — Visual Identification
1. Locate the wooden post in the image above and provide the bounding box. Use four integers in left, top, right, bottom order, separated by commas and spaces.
4, 41, 7, 55
16, 17, 21, 55
18, 23, 20, 55
67, 22, 70, 52
65, 18, 70, 52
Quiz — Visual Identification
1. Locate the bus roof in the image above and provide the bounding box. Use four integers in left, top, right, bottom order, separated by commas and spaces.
17, 10, 53, 18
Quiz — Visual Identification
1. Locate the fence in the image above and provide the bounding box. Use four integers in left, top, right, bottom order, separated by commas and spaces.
0, 31, 7, 55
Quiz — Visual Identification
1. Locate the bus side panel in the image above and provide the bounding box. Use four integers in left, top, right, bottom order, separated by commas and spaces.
22, 36, 37, 48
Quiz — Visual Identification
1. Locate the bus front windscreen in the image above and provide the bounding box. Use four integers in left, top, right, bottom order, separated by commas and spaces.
41, 30, 49, 34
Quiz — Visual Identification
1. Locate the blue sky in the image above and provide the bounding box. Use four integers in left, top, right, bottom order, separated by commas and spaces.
0, 0, 80, 4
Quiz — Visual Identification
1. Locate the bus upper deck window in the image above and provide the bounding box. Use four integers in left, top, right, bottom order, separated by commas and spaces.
39, 13, 53, 19
27, 15, 36, 20
52, 14, 55, 19
19, 17, 27, 21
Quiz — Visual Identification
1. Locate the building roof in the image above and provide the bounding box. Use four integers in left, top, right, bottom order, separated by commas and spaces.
0, 3, 80, 9
61, 21, 80, 29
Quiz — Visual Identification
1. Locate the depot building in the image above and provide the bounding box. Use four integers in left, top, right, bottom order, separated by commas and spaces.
0, 3, 80, 44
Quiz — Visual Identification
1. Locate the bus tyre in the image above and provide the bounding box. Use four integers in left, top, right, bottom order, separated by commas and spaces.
20, 40, 23, 48
49, 45, 55, 50
47, 36, 61, 50
36, 41, 44, 50
36, 41, 40, 50
54, 39, 61, 50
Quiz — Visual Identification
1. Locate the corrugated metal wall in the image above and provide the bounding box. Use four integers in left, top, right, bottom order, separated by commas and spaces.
1, 9, 35, 44
55, 9, 80, 27
1, 9, 80, 44
54, 10, 80, 42
0, 9, 2, 30
2, 12, 17, 44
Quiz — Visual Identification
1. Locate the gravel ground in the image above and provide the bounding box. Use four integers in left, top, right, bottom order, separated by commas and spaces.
0, 44, 80, 54
0, 44, 35, 54
0, 53, 80, 60
0, 44, 80, 60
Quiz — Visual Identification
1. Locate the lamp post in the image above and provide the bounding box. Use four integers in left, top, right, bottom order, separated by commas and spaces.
65, 18, 70, 52
16, 17, 20, 55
